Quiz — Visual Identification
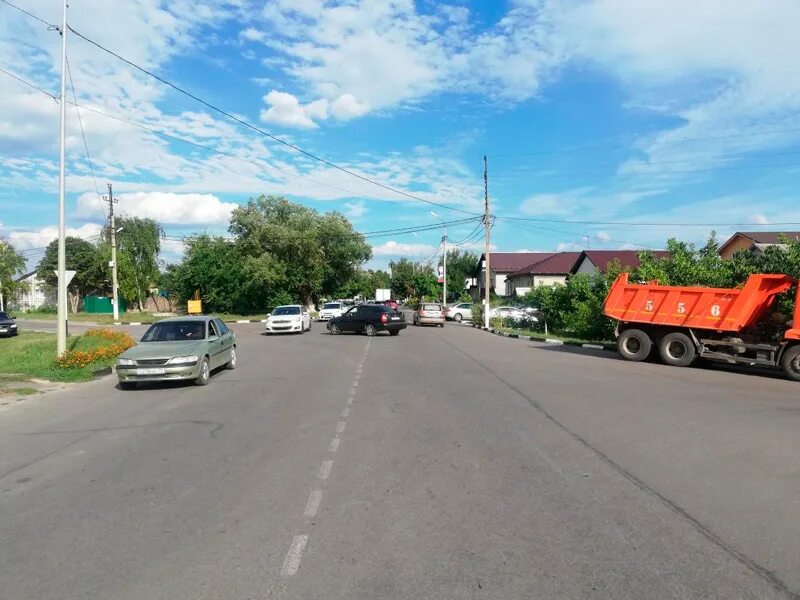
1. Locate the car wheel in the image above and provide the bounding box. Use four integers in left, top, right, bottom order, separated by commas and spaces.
617, 329, 652, 362
195, 357, 210, 386
119, 381, 136, 390
329, 323, 341, 335
658, 332, 696, 367
454, 313, 462, 322
782, 345, 800, 382
225, 347, 237, 370
439, 323, 444, 328
364, 324, 377, 337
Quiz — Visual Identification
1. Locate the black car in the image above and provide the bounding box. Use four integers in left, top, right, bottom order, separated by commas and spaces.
327, 304, 407, 336
0, 311, 18, 337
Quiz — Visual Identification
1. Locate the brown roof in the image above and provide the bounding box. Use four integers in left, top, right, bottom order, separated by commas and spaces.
480, 252, 557, 273
509, 252, 582, 277
575, 250, 671, 273
720, 231, 800, 253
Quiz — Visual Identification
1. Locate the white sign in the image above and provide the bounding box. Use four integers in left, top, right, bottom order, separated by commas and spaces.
54, 269, 77, 286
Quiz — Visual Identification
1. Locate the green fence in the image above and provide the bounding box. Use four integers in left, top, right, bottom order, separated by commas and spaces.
83, 296, 127, 314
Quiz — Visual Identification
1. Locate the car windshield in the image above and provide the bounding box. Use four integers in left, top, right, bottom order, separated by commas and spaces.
323, 303, 341, 309
273, 306, 301, 315
141, 321, 206, 342
0, 312, 9, 320
422, 304, 442, 311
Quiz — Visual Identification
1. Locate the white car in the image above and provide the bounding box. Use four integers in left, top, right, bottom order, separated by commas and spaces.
489, 306, 530, 321
445, 302, 473, 322
318, 302, 345, 321
265, 305, 312, 334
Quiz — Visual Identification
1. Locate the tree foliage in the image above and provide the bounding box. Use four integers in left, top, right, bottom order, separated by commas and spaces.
115, 217, 164, 310
439, 248, 479, 303
389, 258, 439, 301
37, 237, 105, 312
0, 240, 26, 304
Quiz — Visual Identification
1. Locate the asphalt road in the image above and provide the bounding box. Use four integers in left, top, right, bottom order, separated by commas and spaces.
1, 321, 799, 599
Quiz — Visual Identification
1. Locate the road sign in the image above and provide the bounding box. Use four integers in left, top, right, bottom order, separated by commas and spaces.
54, 269, 76, 286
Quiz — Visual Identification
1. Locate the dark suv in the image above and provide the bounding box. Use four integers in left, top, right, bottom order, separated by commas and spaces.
327, 304, 407, 336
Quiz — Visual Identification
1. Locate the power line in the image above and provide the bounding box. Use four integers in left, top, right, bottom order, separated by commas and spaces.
67, 25, 481, 217
493, 215, 800, 227
500, 218, 652, 250
0, 0, 56, 27
66, 58, 101, 200
490, 160, 800, 179
0, 66, 58, 100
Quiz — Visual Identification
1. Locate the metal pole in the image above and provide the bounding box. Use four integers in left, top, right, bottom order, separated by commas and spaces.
442, 226, 447, 305
109, 183, 119, 321
56, 0, 68, 356
483, 156, 491, 329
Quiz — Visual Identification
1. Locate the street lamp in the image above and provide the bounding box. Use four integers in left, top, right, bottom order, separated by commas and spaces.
430, 211, 447, 305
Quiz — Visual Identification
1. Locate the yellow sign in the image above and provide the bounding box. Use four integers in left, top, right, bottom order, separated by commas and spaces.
187, 300, 202, 314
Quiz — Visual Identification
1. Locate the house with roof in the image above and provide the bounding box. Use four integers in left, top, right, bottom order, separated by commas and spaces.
571, 250, 671, 276
12, 271, 56, 311
505, 252, 582, 297
718, 231, 800, 260
474, 252, 556, 299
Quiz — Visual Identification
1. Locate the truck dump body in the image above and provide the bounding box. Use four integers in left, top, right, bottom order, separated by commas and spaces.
602, 273, 795, 333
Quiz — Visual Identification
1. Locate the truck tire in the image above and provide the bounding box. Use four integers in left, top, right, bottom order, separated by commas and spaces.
617, 329, 651, 361
782, 345, 800, 382
659, 332, 697, 367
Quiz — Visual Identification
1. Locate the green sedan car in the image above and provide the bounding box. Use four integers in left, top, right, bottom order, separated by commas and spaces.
116, 316, 236, 390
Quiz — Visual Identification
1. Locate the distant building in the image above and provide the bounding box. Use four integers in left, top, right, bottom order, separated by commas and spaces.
571, 250, 671, 276
505, 252, 582, 297
476, 252, 556, 299
12, 271, 56, 311
718, 231, 800, 260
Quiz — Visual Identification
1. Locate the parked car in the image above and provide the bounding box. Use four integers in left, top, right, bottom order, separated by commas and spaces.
265, 305, 312, 334
327, 304, 406, 336
445, 303, 473, 322
0, 312, 18, 337
383, 299, 399, 310
318, 301, 345, 321
413, 303, 445, 327
489, 306, 529, 321
116, 316, 236, 389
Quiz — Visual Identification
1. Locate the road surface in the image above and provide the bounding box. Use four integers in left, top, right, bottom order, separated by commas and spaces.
1, 322, 798, 599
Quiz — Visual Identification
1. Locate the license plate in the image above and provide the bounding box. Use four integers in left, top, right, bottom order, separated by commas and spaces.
390, 316, 400, 320
136, 367, 165, 375
0, 328, 6, 332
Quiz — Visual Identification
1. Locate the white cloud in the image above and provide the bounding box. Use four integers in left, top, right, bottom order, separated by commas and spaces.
372, 240, 437, 257
259, 90, 328, 129
595, 231, 611, 242
4, 223, 103, 251
343, 201, 366, 220
76, 192, 237, 225
556, 242, 583, 252
330, 94, 370, 120
240, 27, 266, 42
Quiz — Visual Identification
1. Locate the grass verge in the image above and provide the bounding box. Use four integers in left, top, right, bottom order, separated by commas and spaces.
492, 325, 614, 348
15, 312, 268, 324
0, 330, 133, 382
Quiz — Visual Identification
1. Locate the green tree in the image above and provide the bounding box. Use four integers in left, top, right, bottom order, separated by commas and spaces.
439, 249, 479, 303
115, 217, 164, 310
229, 195, 371, 306
0, 240, 26, 310
37, 237, 104, 313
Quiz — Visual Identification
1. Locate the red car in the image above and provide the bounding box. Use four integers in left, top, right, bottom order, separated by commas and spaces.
383, 299, 399, 310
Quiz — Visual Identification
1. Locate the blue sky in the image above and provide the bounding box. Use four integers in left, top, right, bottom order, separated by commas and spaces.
2, 0, 800, 271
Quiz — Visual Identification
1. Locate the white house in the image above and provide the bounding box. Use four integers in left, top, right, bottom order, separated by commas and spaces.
505, 252, 582, 297
12, 271, 56, 311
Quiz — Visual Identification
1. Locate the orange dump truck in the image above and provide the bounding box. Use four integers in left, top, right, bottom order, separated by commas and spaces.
602, 273, 800, 380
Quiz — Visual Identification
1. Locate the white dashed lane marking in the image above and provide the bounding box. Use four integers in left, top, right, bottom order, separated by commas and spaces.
318, 460, 333, 480
341, 407, 350, 418
336, 421, 346, 434
304, 490, 323, 518
329, 438, 340, 453
281, 535, 309, 576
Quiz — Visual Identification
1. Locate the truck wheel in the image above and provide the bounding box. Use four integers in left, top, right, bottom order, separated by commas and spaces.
659, 332, 697, 367
617, 329, 651, 361
782, 345, 800, 382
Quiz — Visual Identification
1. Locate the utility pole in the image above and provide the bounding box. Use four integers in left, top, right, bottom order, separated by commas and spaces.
442, 224, 447, 306
483, 155, 491, 329
56, 0, 68, 356
107, 183, 120, 321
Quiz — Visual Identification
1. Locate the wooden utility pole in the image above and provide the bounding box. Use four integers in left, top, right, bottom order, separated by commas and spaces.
483, 155, 491, 329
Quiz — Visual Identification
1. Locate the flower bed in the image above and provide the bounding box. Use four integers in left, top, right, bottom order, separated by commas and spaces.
55, 329, 135, 369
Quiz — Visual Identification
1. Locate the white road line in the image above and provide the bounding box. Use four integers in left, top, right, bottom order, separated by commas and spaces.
346, 397, 353, 406
351, 380, 359, 388
304, 490, 323, 517
582, 343, 605, 350
341, 407, 350, 418
318, 460, 333, 480
281, 535, 309, 576
545, 338, 564, 345
329, 437, 340, 452
336, 421, 347, 434
236, 319, 250, 323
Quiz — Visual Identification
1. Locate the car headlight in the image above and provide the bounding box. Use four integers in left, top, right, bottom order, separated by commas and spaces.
117, 358, 136, 366
10, 324, 17, 328
167, 355, 198, 365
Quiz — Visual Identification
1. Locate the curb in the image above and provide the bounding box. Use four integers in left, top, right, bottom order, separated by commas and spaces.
108, 318, 268, 326
92, 366, 113, 377
469, 323, 615, 352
